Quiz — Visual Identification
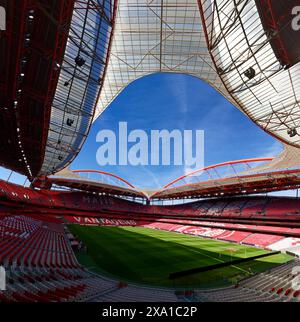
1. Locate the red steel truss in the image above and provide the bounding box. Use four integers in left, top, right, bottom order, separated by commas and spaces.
40, 157, 300, 200
161, 158, 273, 189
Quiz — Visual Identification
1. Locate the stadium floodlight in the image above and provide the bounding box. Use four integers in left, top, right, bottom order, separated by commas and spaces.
54, 62, 61, 69
243, 67, 256, 80
75, 55, 85, 67
21, 57, 27, 66
24, 34, 31, 46
287, 128, 297, 138
66, 118, 74, 127
28, 10, 35, 20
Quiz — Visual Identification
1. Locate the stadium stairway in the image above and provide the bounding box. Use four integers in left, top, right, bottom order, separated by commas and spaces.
196, 260, 300, 302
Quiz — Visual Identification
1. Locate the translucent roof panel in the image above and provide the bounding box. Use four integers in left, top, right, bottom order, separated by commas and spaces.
200, 0, 300, 146
41, 0, 300, 177
39, 0, 116, 176
95, 0, 232, 118
95, 0, 300, 149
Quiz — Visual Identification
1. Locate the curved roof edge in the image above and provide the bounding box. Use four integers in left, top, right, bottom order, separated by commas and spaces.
43, 145, 300, 199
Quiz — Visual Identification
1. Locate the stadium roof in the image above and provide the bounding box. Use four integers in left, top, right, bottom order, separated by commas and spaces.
39, 1, 117, 176
45, 167, 146, 198
1, 1, 117, 177
2, 0, 300, 185
45, 145, 300, 199
95, 0, 300, 149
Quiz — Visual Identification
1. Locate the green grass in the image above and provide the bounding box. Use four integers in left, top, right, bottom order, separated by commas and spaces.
69, 225, 293, 289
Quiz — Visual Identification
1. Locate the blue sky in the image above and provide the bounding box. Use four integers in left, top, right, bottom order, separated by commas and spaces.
71, 73, 283, 189
0, 72, 286, 191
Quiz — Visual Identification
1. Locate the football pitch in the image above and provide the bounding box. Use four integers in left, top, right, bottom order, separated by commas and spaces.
69, 225, 293, 289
